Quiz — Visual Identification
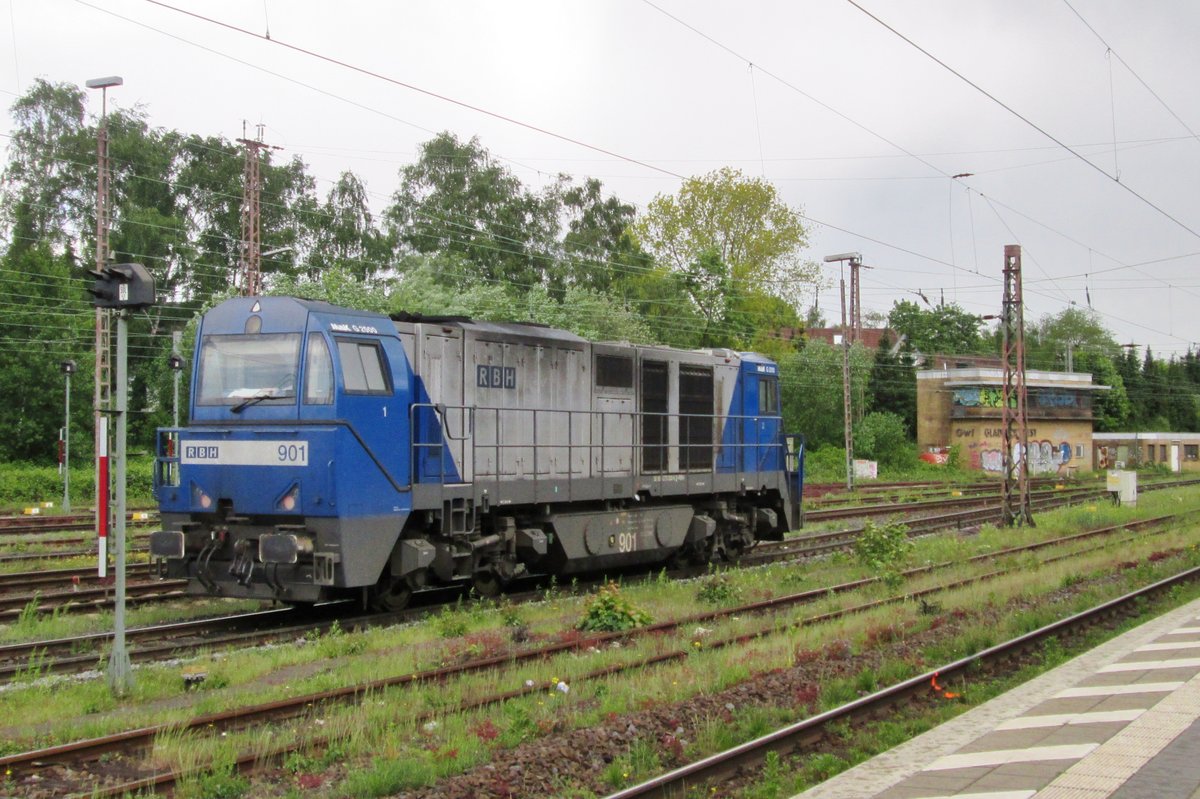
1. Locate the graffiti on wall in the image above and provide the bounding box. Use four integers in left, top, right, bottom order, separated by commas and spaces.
1034, 391, 1078, 408
953, 387, 1015, 408
978, 440, 1073, 474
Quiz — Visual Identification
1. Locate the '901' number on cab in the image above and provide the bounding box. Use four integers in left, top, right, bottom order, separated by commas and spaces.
277, 444, 307, 463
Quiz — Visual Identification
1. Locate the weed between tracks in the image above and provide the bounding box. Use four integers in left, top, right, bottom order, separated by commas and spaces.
0, 487, 1197, 797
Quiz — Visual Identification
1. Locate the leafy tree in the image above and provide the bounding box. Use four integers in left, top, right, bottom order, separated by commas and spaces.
1075, 351, 1130, 432
0, 79, 90, 255
1140, 347, 1169, 429
171, 135, 237, 297
385, 256, 651, 344
613, 264, 706, 349
779, 340, 872, 449
1165, 357, 1200, 432
385, 132, 558, 290
887, 300, 986, 356
306, 171, 388, 281
0, 244, 90, 461
1116, 346, 1145, 425
867, 332, 916, 433
1026, 307, 1119, 371
557, 176, 649, 294
853, 411, 914, 468
631, 167, 816, 336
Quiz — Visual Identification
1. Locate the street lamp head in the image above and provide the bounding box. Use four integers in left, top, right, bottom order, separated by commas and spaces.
61, 360, 77, 375
85, 76, 123, 90
168, 354, 185, 371
823, 252, 862, 264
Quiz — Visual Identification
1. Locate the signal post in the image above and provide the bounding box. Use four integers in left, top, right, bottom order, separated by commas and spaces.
88, 263, 155, 696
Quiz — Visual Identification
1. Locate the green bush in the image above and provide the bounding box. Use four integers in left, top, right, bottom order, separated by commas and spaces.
0, 457, 154, 507
853, 412, 916, 468
696, 571, 743, 605
853, 520, 912, 589
804, 445, 847, 483
578, 582, 652, 632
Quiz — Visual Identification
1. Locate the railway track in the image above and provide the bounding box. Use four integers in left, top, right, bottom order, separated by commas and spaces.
0, 577, 188, 617
2, 507, 1190, 797
605, 563, 1200, 798
0, 478, 1184, 681
0, 562, 155, 593
0, 483, 1113, 679
0, 545, 149, 565
0, 511, 158, 537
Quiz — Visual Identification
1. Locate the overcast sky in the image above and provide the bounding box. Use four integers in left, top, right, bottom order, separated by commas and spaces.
5, 0, 1200, 361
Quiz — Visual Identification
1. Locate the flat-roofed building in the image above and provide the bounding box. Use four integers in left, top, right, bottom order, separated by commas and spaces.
917, 367, 1108, 474
1093, 432, 1200, 473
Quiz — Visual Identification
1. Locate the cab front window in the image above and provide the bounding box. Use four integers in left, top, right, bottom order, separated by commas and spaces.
196, 334, 301, 405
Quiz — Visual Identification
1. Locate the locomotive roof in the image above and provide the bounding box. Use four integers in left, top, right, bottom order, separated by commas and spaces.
226, 299, 774, 363
389, 311, 587, 344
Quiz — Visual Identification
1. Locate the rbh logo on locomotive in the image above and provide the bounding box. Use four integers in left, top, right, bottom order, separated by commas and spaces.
476, 365, 517, 389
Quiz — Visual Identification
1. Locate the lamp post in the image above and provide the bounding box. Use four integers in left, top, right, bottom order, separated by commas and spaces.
86, 74, 121, 590
824, 252, 863, 491
60, 360, 76, 513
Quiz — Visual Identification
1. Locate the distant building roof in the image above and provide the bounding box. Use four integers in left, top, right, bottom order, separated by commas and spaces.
792, 327, 898, 350
925, 353, 1003, 370
918, 367, 1109, 391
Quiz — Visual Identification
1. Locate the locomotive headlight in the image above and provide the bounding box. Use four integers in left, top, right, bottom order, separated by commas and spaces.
192, 482, 212, 510
277, 484, 301, 512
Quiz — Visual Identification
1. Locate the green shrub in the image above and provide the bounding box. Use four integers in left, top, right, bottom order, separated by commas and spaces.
696, 571, 743, 605
853, 412, 916, 468
578, 582, 652, 632
804, 446, 847, 482
433, 605, 469, 638
0, 457, 154, 506
853, 520, 912, 589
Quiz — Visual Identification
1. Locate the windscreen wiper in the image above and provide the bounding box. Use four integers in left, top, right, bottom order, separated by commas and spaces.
230, 391, 293, 413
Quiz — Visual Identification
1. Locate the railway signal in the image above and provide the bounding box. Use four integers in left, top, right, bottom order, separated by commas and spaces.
88, 261, 155, 696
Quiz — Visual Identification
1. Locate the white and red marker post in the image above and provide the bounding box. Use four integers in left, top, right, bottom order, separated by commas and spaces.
97, 416, 108, 578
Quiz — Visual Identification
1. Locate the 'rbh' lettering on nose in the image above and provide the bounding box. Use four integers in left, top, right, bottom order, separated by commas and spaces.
185, 445, 220, 459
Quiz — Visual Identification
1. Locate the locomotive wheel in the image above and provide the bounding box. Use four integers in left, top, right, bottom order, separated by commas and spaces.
370, 575, 413, 612
471, 570, 504, 598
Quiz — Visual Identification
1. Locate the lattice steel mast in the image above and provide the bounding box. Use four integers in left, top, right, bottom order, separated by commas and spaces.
236, 125, 279, 296
1000, 244, 1034, 527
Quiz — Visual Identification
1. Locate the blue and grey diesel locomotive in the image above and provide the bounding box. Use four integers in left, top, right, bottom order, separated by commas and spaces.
149, 296, 803, 609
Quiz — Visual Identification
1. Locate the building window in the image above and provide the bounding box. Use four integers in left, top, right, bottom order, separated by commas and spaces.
1186, 445, 1199, 461
1075, 444, 1083, 458
1161, 445, 1168, 461
1147, 445, 1155, 462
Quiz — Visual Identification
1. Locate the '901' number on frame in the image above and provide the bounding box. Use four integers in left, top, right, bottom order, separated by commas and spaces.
277, 444, 306, 463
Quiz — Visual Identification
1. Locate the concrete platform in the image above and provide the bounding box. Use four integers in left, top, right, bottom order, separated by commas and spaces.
793, 595, 1200, 799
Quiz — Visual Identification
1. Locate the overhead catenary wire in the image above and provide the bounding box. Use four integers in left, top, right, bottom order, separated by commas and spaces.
7, 6, 1197, 353
1061, 0, 1200, 147
60, 0, 1200, 339
843, 0, 1200, 243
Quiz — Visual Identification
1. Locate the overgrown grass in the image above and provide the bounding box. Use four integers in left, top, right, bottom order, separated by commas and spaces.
1, 485, 1198, 797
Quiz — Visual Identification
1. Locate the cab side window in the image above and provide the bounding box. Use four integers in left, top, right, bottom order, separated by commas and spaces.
758, 377, 779, 415
303, 333, 334, 405
337, 339, 391, 395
